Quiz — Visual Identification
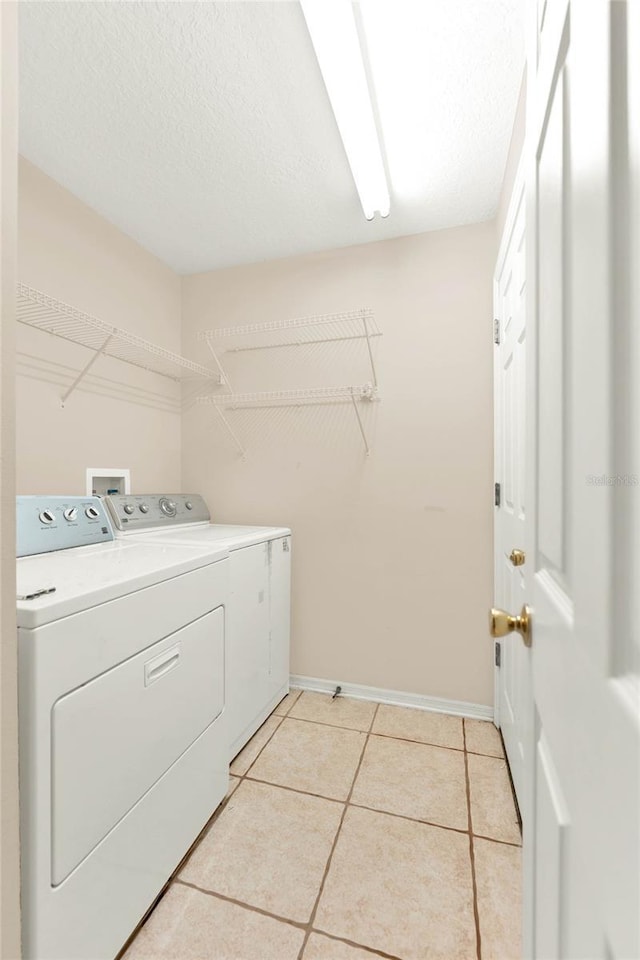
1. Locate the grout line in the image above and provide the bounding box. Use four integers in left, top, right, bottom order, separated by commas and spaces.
309, 927, 405, 960
124, 700, 516, 959
174, 879, 403, 960
175, 879, 308, 931
463, 719, 483, 960
473, 832, 522, 849
347, 800, 469, 836
230, 714, 285, 779
295, 702, 381, 960
284, 712, 377, 736
244, 774, 353, 805
239, 775, 521, 847
277, 708, 506, 760
284, 711, 465, 750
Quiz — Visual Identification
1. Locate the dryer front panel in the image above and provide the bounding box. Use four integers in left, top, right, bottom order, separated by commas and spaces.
50, 606, 224, 886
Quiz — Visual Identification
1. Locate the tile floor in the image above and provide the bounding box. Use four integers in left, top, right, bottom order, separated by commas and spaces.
122, 691, 522, 960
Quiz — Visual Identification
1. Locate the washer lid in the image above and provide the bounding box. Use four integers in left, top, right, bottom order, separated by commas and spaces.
16, 539, 229, 628
127, 524, 291, 551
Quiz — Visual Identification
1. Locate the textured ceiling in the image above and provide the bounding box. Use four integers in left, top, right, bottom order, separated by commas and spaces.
19, 1, 525, 275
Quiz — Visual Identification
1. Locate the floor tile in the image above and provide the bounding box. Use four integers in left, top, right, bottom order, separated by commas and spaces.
372, 704, 464, 749
303, 932, 382, 960
249, 718, 366, 801
474, 837, 522, 960
351, 734, 468, 830
315, 806, 476, 960
465, 718, 504, 758
289, 691, 377, 732
230, 715, 282, 775
468, 753, 521, 844
122, 883, 304, 960
179, 779, 343, 923
273, 689, 302, 717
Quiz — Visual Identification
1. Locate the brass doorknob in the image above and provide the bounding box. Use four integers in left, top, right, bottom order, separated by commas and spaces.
489, 605, 532, 647
509, 548, 526, 566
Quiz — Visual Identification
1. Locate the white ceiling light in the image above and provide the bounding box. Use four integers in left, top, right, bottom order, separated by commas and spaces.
300, 0, 390, 221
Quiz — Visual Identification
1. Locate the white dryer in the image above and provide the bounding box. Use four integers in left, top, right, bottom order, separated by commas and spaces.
17, 496, 229, 960
104, 494, 291, 760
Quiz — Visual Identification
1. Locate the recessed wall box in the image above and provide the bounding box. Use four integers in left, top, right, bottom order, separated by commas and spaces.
86, 468, 131, 498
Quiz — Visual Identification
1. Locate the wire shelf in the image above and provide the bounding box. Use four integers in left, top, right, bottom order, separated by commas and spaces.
17, 284, 218, 387
198, 384, 377, 409
198, 309, 380, 352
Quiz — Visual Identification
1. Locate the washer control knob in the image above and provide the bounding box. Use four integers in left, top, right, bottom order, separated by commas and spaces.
185, 501, 193, 510
63, 507, 78, 522
39, 510, 56, 525
159, 498, 177, 517
85, 506, 100, 519
123, 504, 135, 515
139, 504, 149, 514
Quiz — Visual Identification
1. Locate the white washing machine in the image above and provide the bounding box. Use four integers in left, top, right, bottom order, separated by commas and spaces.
104, 494, 291, 760
17, 496, 229, 960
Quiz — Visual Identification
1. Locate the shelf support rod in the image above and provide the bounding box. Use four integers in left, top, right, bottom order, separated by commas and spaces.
61, 333, 114, 406
350, 389, 371, 457
361, 309, 378, 391
212, 404, 246, 459
205, 340, 233, 392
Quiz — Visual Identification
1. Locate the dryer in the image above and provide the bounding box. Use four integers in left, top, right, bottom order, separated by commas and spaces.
104, 494, 291, 760
17, 496, 229, 960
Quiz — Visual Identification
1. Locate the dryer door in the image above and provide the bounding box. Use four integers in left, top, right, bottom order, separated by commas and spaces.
51, 606, 224, 885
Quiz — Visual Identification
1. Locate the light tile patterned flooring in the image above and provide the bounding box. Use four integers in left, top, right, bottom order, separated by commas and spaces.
123, 691, 522, 960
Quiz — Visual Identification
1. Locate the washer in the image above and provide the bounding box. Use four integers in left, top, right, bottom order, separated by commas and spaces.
104, 494, 291, 760
17, 496, 229, 960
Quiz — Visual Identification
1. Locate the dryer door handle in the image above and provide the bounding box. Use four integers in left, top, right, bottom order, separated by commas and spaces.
144, 644, 181, 686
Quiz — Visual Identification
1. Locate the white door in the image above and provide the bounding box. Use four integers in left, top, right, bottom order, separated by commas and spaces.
493, 165, 529, 805
519, 0, 640, 956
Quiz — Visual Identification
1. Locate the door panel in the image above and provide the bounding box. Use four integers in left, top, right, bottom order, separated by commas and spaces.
524, 1, 640, 957
494, 168, 528, 804
536, 66, 566, 580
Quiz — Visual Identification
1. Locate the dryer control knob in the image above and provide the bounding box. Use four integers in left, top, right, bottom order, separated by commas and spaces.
185, 501, 193, 510
39, 510, 56, 525
139, 504, 149, 514
159, 498, 177, 517
123, 504, 135, 515
63, 507, 78, 522
85, 506, 100, 519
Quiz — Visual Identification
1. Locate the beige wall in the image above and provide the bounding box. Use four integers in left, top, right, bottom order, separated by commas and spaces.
16, 159, 182, 495
496, 68, 527, 240
1, 5, 20, 958
182, 221, 496, 706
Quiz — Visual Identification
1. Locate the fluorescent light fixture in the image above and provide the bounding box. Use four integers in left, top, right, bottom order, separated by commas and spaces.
300, 0, 390, 220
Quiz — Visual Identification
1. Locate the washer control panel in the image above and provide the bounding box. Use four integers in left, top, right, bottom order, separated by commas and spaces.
104, 494, 210, 532
17, 496, 114, 557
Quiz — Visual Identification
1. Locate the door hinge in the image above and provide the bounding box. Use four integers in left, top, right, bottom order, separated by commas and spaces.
494, 318, 500, 345
495, 641, 501, 667
494, 482, 501, 507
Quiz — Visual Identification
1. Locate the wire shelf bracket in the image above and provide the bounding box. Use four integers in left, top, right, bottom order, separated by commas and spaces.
17, 283, 220, 405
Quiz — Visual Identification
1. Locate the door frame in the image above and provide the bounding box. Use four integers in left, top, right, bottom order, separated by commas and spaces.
492, 152, 527, 731
0, 3, 21, 959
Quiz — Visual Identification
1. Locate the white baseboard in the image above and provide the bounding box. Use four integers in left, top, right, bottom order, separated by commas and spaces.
289, 674, 494, 722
